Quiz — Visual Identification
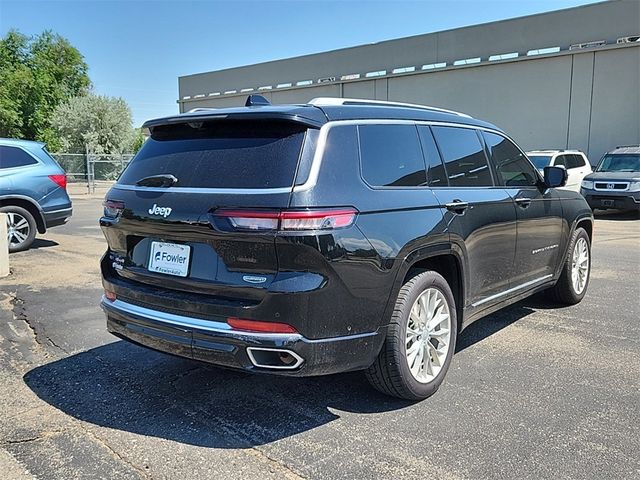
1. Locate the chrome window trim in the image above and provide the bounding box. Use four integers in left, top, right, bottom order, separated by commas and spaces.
293, 119, 511, 193
111, 119, 515, 195
111, 184, 293, 195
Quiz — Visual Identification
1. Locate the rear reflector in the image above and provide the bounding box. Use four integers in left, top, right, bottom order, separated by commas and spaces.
104, 290, 117, 301
48, 174, 67, 190
215, 208, 357, 231
228, 317, 298, 334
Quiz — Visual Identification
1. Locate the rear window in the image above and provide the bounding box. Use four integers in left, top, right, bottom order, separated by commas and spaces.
118, 121, 307, 189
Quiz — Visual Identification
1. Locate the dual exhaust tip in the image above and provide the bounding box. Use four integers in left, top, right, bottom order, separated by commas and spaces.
246, 347, 304, 370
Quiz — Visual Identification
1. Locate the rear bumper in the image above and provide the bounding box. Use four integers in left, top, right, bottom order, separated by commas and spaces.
581, 190, 640, 211
43, 206, 73, 228
101, 297, 384, 376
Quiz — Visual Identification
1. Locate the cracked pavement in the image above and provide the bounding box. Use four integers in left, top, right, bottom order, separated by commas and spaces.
0, 196, 639, 479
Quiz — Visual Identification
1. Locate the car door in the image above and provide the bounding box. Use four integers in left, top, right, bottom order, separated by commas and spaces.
482, 132, 563, 287
424, 125, 517, 309
554, 154, 579, 191
569, 154, 592, 191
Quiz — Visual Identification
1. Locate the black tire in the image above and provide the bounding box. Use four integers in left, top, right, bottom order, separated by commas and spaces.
365, 270, 457, 400
1, 205, 37, 253
549, 227, 591, 305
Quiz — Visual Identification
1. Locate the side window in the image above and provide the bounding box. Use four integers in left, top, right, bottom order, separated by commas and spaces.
0, 146, 39, 169
483, 132, 538, 187
359, 124, 427, 187
431, 126, 493, 187
568, 154, 585, 169
554, 155, 567, 168
417, 126, 448, 186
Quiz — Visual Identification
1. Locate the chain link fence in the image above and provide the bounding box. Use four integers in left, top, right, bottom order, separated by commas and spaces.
52, 153, 134, 194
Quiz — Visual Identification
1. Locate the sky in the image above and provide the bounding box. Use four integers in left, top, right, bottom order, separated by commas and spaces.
1, 0, 601, 127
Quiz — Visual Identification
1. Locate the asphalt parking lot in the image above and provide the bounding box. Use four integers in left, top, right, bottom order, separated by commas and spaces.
0, 196, 639, 480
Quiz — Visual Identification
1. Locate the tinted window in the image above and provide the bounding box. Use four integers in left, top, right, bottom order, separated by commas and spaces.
528, 155, 552, 170
118, 121, 306, 189
359, 124, 427, 187
0, 146, 38, 169
567, 154, 585, 169
418, 126, 448, 186
431, 126, 493, 187
483, 132, 538, 187
554, 155, 567, 167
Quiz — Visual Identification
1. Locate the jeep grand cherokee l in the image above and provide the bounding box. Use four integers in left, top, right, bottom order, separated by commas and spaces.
100, 96, 593, 400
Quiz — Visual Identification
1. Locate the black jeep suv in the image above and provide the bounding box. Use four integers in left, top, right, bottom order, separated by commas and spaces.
100, 96, 593, 400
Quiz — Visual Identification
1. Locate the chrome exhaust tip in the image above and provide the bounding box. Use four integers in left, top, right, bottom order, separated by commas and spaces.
246, 347, 304, 370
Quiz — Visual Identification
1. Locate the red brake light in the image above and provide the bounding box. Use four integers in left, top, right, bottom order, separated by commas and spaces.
48, 174, 67, 190
103, 200, 125, 218
228, 317, 298, 334
215, 208, 357, 231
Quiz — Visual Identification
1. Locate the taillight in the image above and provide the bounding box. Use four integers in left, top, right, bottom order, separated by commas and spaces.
215, 208, 357, 232
48, 174, 67, 190
103, 200, 125, 218
228, 317, 298, 334
104, 289, 116, 301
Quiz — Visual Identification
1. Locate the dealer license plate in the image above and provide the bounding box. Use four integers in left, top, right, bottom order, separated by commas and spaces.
148, 241, 191, 277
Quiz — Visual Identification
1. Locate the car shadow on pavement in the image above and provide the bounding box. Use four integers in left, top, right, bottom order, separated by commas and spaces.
27, 238, 60, 250
593, 209, 639, 221
24, 301, 538, 448
455, 300, 537, 353
23, 340, 414, 448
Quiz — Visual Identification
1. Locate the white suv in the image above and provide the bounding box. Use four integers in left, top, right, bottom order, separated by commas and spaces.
526, 150, 592, 192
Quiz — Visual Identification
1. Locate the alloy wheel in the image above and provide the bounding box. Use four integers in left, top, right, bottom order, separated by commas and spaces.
6, 212, 30, 247
405, 288, 452, 383
571, 237, 589, 294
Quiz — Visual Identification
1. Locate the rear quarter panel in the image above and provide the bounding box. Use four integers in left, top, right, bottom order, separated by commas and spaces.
288, 124, 449, 332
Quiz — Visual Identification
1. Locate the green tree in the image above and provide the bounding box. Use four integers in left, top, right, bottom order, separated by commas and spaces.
0, 29, 90, 147
51, 93, 136, 154
131, 128, 147, 153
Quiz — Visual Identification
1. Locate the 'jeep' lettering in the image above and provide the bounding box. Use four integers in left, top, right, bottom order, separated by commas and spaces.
148, 203, 172, 218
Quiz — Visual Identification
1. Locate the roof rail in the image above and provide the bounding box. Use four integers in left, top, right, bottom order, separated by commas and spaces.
615, 144, 640, 149
187, 107, 217, 113
308, 97, 472, 118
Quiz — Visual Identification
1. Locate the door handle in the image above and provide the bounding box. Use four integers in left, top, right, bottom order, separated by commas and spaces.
515, 197, 532, 208
445, 200, 469, 213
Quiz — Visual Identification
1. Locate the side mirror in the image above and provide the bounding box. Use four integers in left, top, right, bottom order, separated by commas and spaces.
543, 165, 567, 188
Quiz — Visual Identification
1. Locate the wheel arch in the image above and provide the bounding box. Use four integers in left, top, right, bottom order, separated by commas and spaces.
0, 195, 46, 233
383, 244, 466, 332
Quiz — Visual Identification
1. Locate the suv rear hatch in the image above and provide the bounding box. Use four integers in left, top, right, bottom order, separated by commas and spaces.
101, 118, 318, 306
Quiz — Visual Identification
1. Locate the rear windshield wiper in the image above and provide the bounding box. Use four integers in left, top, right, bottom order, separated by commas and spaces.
135, 174, 178, 187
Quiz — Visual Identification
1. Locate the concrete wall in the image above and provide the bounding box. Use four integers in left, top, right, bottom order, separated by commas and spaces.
178, 0, 640, 163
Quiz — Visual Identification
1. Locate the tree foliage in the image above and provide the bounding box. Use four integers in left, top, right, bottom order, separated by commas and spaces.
0, 29, 91, 149
51, 93, 136, 154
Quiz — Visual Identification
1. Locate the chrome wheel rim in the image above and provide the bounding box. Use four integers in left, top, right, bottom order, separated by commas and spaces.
571, 237, 589, 294
405, 288, 452, 383
6, 212, 30, 247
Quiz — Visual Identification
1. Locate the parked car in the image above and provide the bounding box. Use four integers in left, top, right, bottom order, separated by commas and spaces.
100, 96, 593, 400
0, 138, 73, 252
580, 145, 640, 212
526, 149, 592, 192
